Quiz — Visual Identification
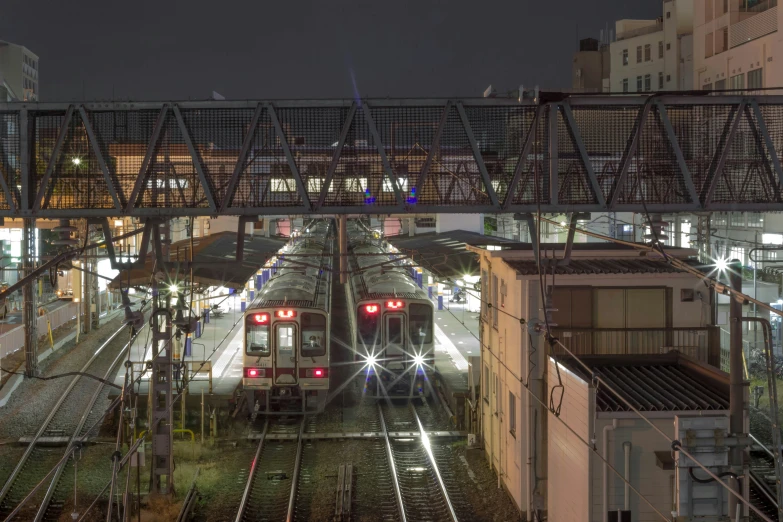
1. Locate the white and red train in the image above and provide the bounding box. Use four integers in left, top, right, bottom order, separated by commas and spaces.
242, 220, 334, 414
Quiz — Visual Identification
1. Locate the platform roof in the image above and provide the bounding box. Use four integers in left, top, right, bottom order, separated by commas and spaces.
556, 352, 729, 412
387, 230, 513, 279
506, 257, 699, 276
108, 232, 287, 290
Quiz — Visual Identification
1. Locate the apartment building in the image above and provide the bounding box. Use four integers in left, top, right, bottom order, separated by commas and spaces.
0, 40, 38, 101
572, 37, 611, 92
610, 0, 695, 92
693, 0, 778, 90
468, 241, 715, 518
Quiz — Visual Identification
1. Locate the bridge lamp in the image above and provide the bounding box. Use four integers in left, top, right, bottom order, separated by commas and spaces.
71, 157, 81, 166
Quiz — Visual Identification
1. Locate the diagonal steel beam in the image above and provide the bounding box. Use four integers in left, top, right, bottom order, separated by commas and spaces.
611, 103, 651, 207
751, 100, 783, 194
34, 105, 74, 211
415, 100, 452, 196
172, 105, 217, 212
456, 102, 499, 207
363, 101, 404, 208
743, 103, 781, 202
0, 138, 17, 214
126, 105, 168, 213
266, 103, 311, 211
704, 101, 746, 206
19, 109, 28, 212
502, 107, 542, 210
549, 104, 558, 205
562, 102, 606, 208
221, 103, 263, 212
317, 103, 356, 211
78, 106, 122, 211
655, 100, 700, 207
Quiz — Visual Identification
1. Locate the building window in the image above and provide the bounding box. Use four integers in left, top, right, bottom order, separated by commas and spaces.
712, 213, 727, 227
747, 213, 764, 228
622, 49, 628, 66
715, 79, 726, 90
659, 41, 664, 59
484, 366, 490, 402
509, 392, 516, 436
748, 69, 763, 90
622, 78, 628, 92
705, 32, 714, 58
667, 43, 671, 51
704, 83, 713, 91
730, 73, 745, 90
481, 270, 489, 320
666, 74, 671, 82
644, 44, 651, 62
730, 212, 745, 228
492, 274, 499, 328
666, 11, 671, 18
636, 46, 642, 63
637, 76, 643, 92
706, 0, 714, 21
658, 72, 664, 89
644, 74, 651, 91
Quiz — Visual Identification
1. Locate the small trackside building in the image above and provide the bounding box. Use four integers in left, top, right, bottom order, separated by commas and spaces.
466, 242, 718, 519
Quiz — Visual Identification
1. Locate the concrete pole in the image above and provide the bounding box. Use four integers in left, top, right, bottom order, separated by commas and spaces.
22, 218, 37, 377
83, 222, 91, 335
729, 260, 747, 515
339, 217, 348, 285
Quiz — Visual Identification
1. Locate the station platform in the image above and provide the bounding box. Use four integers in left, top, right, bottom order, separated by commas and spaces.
431, 300, 481, 431
110, 294, 248, 402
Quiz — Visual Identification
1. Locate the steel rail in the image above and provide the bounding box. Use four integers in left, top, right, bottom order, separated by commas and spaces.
285, 419, 306, 522
378, 404, 407, 522
411, 405, 459, 522
0, 321, 130, 518
33, 324, 145, 522
234, 420, 269, 522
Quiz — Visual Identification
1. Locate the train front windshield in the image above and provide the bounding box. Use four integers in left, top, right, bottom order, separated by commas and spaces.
409, 303, 433, 344
247, 313, 271, 356
301, 312, 326, 357
358, 306, 380, 346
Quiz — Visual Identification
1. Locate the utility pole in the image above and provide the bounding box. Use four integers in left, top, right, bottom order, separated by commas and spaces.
729, 260, 748, 516
150, 220, 174, 495
339, 217, 347, 284
22, 218, 37, 377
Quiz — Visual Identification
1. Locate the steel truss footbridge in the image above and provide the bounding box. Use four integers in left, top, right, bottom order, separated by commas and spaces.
0, 94, 780, 218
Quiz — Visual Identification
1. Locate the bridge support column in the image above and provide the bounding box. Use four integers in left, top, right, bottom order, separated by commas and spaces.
729, 261, 748, 517
339, 216, 347, 284
22, 218, 37, 377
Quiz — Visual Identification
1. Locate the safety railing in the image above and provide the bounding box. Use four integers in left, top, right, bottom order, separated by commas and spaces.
551, 326, 720, 366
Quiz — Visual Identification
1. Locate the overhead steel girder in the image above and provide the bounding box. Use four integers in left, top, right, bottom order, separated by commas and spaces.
7, 94, 783, 217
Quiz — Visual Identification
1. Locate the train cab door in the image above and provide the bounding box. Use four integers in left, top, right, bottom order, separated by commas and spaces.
274, 323, 298, 384
384, 314, 406, 364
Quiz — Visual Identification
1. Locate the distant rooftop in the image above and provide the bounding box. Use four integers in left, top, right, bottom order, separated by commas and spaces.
506, 257, 699, 276
555, 352, 729, 412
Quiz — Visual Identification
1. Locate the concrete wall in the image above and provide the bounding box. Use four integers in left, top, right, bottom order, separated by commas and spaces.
547, 357, 591, 522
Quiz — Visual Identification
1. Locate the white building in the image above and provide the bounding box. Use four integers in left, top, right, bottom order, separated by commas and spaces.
693, 0, 778, 91
0, 40, 38, 101
468, 242, 715, 518
610, 0, 694, 93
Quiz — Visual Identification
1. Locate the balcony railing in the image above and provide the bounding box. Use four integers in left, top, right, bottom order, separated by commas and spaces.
551, 327, 721, 367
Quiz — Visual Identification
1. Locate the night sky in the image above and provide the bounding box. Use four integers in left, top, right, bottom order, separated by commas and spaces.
1, 0, 659, 101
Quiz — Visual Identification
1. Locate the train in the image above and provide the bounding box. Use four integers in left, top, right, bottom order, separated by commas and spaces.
242, 219, 334, 415
344, 220, 436, 399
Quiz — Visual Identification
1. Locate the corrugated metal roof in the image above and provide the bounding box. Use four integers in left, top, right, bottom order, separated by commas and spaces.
508, 258, 692, 276
388, 230, 514, 278
559, 357, 728, 412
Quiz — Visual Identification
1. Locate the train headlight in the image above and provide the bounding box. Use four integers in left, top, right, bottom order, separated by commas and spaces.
413, 354, 424, 366
367, 355, 377, 366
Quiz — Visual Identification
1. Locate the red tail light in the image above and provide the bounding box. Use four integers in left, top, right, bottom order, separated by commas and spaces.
277, 310, 297, 319
364, 304, 379, 314
251, 313, 269, 324
386, 300, 404, 309
245, 367, 265, 378
305, 368, 328, 378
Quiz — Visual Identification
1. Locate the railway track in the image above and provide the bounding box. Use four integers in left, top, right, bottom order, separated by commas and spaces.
0, 322, 134, 521
235, 417, 304, 522
749, 436, 781, 522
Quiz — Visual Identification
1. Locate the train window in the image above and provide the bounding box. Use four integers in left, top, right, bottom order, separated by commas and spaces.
301, 313, 326, 357
246, 320, 270, 356
278, 325, 295, 353
358, 306, 380, 346
387, 316, 403, 344
409, 304, 433, 344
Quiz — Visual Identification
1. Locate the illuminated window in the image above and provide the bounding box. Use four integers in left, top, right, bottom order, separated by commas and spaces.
747, 213, 763, 228
278, 325, 294, 353
383, 177, 408, 193
730, 212, 745, 227
307, 178, 323, 193
763, 233, 783, 245
345, 177, 368, 192
270, 178, 293, 192
301, 313, 326, 357
622, 49, 628, 66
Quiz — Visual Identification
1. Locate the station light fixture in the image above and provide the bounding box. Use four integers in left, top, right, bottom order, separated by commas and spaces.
71, 157, 81, 166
